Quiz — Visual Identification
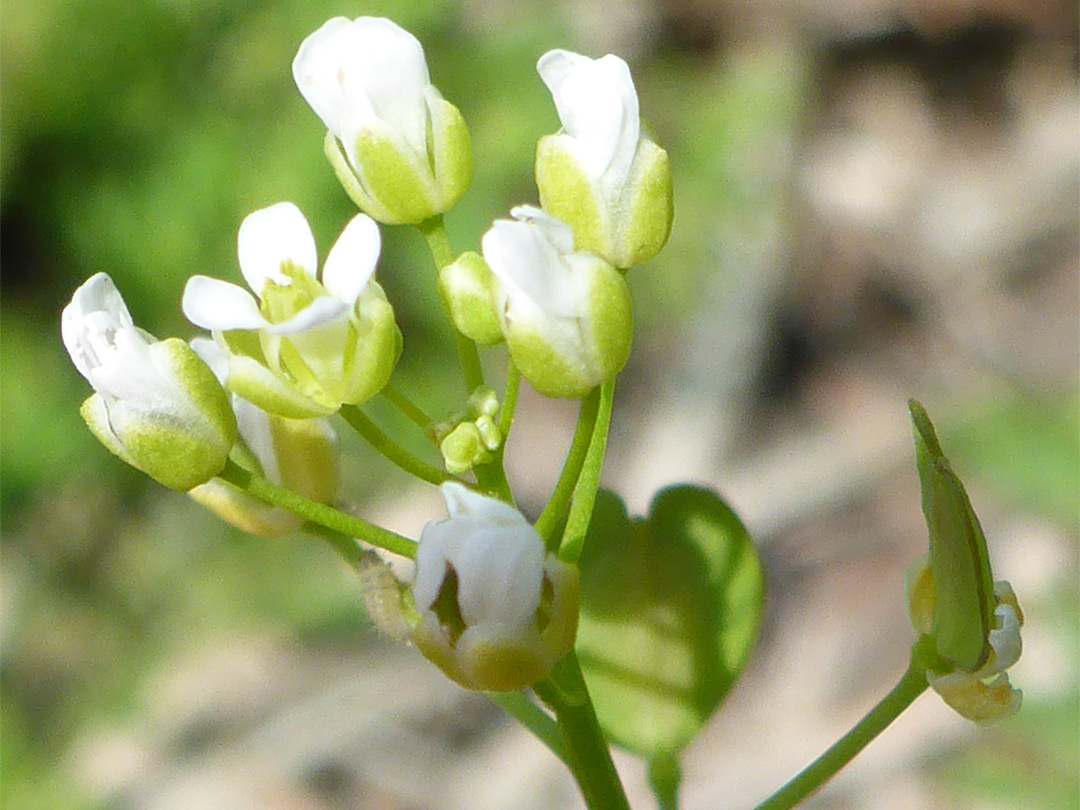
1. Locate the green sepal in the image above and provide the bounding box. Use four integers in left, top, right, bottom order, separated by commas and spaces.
621, 139, 674, 268
576, 486, 764, 757
80, 338, 237, 491
429, 96, 472, 215
438, 252, 504, 345
536, 135, 607, 259
909, 399, 995, 672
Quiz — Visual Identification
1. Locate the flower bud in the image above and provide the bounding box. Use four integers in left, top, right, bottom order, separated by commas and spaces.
481, 206, 633, 399
61, 273, 237, 491
187, 339, 339, 538
182, 203, 401, 418
411, 483, 580, 692
437, 252, 504, 346
294, 17, 472, 225
906, 401, 1024, 724
535, 49, 673, 269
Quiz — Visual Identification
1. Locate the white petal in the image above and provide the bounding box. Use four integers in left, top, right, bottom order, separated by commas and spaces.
538, 50, 639, 182
510, 205, 575, 254
451, 522, 544, 627
182, 276, 267, 331
985, 603, 1023, 674
189, 337, 229, 384
481, 218, 577, 318
232, 396, 279, 482
441, 482, 528, 527
262, 296, 348, 336
61, 273, 137, 381
293, 17, 356, 138
322, 213, 381, 305
237, 202, 318, 295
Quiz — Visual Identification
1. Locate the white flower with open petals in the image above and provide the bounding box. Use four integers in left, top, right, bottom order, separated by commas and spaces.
411, 482, 580, 692
182, 202, 400, 418
62, 273, 236, 490
293, 17, 472, 224
535, 49, 672, 268
481, 206, 633, 399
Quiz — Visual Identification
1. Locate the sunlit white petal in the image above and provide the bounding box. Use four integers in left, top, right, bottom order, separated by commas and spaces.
321, 213, 381, 305
182, 276, 267, 331
237, 202, 318, 295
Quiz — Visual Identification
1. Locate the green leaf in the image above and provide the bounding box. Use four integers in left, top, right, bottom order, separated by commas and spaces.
909, 400, 995, 672
575, 485, 764, 757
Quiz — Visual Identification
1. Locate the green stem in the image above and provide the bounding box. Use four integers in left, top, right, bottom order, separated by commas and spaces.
302, 522, 368, 568
558, 379, 616, 563
339, 405, 450, 487
534, 653, 631, 810
218, 459, 417, 559
471, 363, 519, 505
498, 361, 521, 439
488, 691, 568, 765
381, 383, 435, 433
418, 214, 485, 393
535, 387, 602, 549
648, 754, 682, 810
752, 656, 929, 810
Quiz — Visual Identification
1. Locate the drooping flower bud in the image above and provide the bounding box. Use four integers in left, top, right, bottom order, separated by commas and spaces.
437, 252, 504, 346
535, 49, 672, 269
61, 273, 236, 491
187, 339, 339, 538
182, 203, 401, 419
293, 17, 472, 225
411, 483, 580, 691
481, 206, 633, 399
906, 401, 1024, 724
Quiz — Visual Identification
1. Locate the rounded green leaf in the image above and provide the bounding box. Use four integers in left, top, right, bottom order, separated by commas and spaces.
575, 485, 764, 757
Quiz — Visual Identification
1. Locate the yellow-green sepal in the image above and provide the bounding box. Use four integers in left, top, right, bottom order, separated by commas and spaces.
536, 134, 607, 259
621, 139, 673, 268
909, 399, 995, 672
438, 251, 503, 345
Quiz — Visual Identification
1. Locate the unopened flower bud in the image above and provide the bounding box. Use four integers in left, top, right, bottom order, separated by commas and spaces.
438, 252, 503, 346
294, 17, 472, 225
482, 206, 633, 399
535, 49, 672, 269
61, 274, 236, 491
411, 483, 580, 691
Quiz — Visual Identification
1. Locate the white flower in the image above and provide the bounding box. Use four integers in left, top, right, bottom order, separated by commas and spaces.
187, 338, 339, 538
481, 206, 633, 399
293, 17, 472, 224
182, 202, 400, 418
411, 482, 580, 691
535, 49, 672, 268
61, 273, 236, 490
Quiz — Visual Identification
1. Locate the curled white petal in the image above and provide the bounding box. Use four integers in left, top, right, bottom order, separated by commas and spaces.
321, 213, 381, 305
189, 337, 229, 384
481, 214, 578, 318
441, 481, 527, 528
986, 603, 1023, 675
537, 49, 640, 183
182, 276, 267, 331
61, 273, 136, 382
237, 202, 318, 296
261, 296, 349, 336
293, 16, 431, 158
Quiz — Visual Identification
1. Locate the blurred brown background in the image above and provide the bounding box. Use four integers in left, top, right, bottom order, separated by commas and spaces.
2, 0, 1077, 808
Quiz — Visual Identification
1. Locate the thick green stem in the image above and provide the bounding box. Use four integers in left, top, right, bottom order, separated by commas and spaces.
488, 691, 568, 765
648, 754, 682, 810
752, 655, 929, 810
535, 388, 602, 549
218, 459, 417, 559
339, 405, 450, 487
381, 383, 435, 434
418, 214, 485, 393
534, 653, 631, 810
498, 361, 521, 439
558, 380, 616, 563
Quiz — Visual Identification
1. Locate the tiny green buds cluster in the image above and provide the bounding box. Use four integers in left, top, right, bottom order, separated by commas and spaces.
62, 274, 237, 491
907, 400, 1024, 724
188, 339, 339, 538
411, 483, 580, 692
293, 17, 472, 225
535, 49, 673, 269
182, 203, 401, 418
435, 386, 502, 474
482, 206, 633, 399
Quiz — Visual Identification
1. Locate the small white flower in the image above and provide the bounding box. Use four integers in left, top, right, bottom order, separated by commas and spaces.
182, 202, 400, 418
411, 482, 580, 691
481, 206, 633, 399
61, 273, 236, 490
535, 49, 672, 268
293, 17, 472, 224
